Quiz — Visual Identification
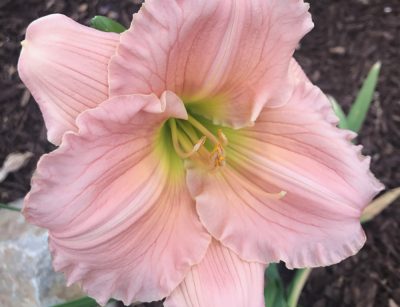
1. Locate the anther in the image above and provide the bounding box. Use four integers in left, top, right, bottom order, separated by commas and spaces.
170, 116, 230, 169
217, 129, 228, 146
170, 119, 205, 159
175, 136, 206, 159
266, 190, 287, 200
210, 143, 226, 168
278, 191, 287, 199
178, 136, 207, 159
193, 136, 207, 152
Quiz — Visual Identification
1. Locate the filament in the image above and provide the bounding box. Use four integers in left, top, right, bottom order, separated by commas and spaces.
170, 119, 205, 159
187, 115, 220, 145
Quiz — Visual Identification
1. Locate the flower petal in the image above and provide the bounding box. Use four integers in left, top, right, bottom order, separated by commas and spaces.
109, 0, 313, 128
187, 81, 383, 269
164, 240, 265, 307
18, 14, 119, 145
23, 93, 210, 305
290, 58, 311, 83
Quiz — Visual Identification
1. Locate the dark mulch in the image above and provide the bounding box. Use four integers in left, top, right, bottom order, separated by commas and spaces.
296, 1, 400, 307
0, 0, 398, 306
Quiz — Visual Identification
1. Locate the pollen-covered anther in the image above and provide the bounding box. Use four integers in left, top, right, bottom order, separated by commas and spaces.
210, 143, 226, 168
176, 135, 207, 159
193, 136, 207, 153
170, 118, 207, 159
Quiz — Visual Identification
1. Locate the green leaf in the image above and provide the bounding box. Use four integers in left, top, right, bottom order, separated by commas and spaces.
347, 61, 381, 133
328, 95, 349, 129
0, 203, 21, 212
361, 187, 400, 223
287, 268, 312, 307
90, 16, 126, 33
265, 264, 289, 307
51, 297, 98, 307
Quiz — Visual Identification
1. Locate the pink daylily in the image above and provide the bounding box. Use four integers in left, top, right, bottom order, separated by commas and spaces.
19, 1, 383, 306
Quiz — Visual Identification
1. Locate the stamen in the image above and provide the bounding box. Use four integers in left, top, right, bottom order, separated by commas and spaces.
187, 115, 220, 145
217, 129, 228, 146
21, 40, 27, 47
210, 143, 226, 168
279, 191, 287, 199
174, 120, 213, 168
177, 120, 200, 144
170, 115, 230, 170
269, 190, 287, 200
184, 116, 228, 168
227, 149, 287, 200
170, 119, 206, 159
193, 136, 207, 152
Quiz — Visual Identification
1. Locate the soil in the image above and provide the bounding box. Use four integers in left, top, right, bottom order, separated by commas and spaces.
0, 0, 399, 307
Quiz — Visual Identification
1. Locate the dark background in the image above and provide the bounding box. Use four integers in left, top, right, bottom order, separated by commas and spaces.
0, 0, 399, 306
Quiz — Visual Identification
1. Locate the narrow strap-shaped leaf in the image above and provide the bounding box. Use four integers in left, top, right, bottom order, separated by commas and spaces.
51, 296, 98, 307
265, 264, 289, 307
328, 95, 349, 129
287, 268, 312, 307
361, 187, 400, 223
0, 203, 21, 212
90, 16, 126, 33
347, 61, 381, 133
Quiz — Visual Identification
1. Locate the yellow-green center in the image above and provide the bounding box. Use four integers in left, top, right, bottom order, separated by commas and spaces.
168, 113, 229, 170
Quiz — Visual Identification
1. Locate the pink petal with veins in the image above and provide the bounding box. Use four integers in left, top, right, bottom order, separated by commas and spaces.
165, 240, 265, 307
187, 80, 383, 268
18, 14, 119, 144
109, 0, 313, 128
23, 93, 210, 305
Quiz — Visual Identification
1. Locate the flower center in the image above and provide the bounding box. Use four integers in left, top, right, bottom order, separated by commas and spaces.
168, 115, 228, 170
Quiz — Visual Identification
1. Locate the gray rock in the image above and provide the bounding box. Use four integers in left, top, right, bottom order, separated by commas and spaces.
0, 205, 85, 307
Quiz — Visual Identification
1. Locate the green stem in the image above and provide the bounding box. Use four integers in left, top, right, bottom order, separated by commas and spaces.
51, 296, 100, 307
0, 203, 21, 212
287, 268, 312, 307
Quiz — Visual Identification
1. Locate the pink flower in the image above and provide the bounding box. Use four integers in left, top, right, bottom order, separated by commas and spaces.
19, 1, 383, 306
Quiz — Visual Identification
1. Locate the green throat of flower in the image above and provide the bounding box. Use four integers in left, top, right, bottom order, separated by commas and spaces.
167, 114, 228, 171
156, 112, 287, 200
158, 114, 286, 199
